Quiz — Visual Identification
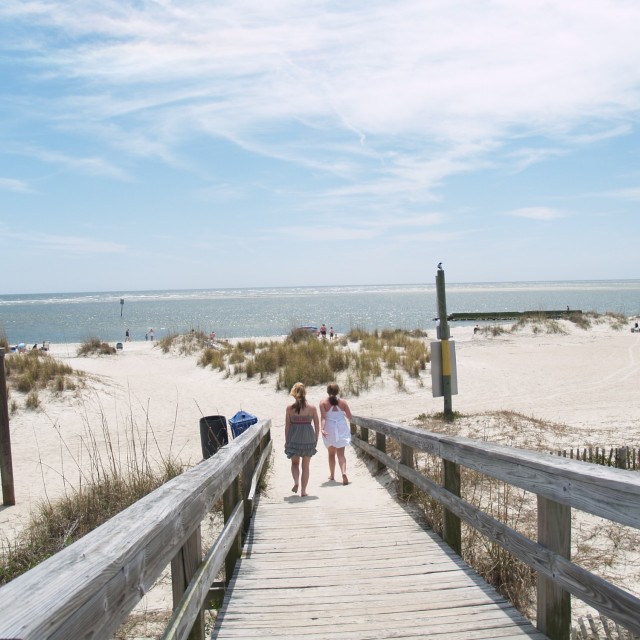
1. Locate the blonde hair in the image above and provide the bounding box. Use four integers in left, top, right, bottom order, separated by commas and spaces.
290, 382, 307, 412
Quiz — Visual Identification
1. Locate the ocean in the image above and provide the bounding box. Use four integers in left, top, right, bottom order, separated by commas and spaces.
1, 280, 639, 346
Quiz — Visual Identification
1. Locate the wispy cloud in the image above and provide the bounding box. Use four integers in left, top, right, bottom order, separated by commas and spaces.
0, 229, 126, 254
279, 211, 444, 241
505, 207, 567, 221
603, 187, 640, 201
3, 0, 640, 197
0, 177, 31, 193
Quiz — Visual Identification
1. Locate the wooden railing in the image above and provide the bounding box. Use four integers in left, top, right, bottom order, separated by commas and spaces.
0, 419, 272, 640
350, 416, 640, 640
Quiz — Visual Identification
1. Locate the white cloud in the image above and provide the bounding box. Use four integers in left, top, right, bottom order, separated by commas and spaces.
604, 187, 640, 201
505, 207, 567, 221
0, 177, 30, 193
3, 1, 640, 202
1, 229, 126, 254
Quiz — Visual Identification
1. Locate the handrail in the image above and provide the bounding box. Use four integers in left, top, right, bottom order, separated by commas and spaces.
350, 415, 640, 640
0, 419, 272, 640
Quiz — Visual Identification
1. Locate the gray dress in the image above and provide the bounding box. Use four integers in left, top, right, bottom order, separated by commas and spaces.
285, 412, 317, 458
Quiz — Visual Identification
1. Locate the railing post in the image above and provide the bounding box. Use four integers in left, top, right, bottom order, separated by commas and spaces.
0, 348, 16, 506
537, 495, 571, 640
442, 459, 461, 555
375, 431, 386, 473
399, 443, 414, 500
171, 526, 204, 640
223, 475, 242, 585
242, 445, 257, 535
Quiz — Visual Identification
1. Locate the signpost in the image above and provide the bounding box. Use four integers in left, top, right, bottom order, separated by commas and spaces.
431, 265, 457, 417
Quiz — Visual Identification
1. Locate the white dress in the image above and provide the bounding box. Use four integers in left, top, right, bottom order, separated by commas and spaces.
322, 405, 351, 449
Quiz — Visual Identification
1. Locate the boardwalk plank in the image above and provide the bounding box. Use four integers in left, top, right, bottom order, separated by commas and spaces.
212, 447, 547, 640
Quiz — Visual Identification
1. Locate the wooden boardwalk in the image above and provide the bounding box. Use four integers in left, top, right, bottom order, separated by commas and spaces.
212, 448, 548, 639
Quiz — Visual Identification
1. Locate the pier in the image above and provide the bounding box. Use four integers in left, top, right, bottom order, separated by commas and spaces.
1, 415, 639, 639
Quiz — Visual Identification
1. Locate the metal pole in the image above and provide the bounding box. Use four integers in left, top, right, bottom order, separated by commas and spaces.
435, 268, 453, 417
0, 348, 16, 505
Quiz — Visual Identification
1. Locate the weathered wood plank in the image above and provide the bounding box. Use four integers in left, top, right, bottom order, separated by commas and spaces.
352, 416, 640, 529
161, 501, 244, 640
0, 420, 271, 640
214, 491, 546, 640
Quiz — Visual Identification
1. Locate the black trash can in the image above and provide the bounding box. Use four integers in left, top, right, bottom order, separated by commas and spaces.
199, 415, 228, 459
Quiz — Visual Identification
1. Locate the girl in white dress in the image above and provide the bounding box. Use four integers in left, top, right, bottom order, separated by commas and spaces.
319, 383, 353, 485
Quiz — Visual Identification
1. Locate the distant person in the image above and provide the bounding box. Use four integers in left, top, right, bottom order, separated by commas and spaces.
149, 328, 155, 341
320, 323, 327, 339
125, 328, 131, 342
319, 383, 353, 485
210, 331, 216, 342
284, 382, 319, 497
329, 326, 334, 340
145, 332, 148, 341
474, 324, 480, 335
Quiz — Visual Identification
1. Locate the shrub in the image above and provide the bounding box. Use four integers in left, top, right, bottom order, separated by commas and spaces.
77, 338, 116, 356
198, 348, 225, 370
4, 351, 78, 396
25, 391, 40, 410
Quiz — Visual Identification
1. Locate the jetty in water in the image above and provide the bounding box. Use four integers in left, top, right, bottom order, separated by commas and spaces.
446, 309, 583, 322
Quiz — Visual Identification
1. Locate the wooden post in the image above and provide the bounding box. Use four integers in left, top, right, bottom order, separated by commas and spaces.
171, 526, 204, 640
223, 476, 242, 585
537, 495, 571, 640
375, 432, 386, 473
442, 459, 461, 555
399, 443, 414, 500
0, 348, 16, 506
435, 268, 453, 418
242, 448, 256, 536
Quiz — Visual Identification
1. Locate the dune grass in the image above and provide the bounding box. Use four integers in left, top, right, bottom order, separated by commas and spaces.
77, 337, 116, 356
3, 350, 83, 411
0, 413, 186, 585
194, 327, 431, 394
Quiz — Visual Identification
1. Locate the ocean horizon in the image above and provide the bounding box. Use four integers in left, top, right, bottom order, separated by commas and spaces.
1, 279, 639, 345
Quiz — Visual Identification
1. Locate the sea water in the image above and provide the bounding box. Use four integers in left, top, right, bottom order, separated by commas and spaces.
0, 280, 639, 345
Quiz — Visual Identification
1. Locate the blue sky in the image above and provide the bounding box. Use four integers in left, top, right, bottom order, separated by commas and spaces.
1, 1, 639, 294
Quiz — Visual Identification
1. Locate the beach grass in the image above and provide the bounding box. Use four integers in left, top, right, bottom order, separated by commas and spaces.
3, 350, 82, 411
195, 327, 431, 394
77, 337, 117, 356
0, 414, 187, 586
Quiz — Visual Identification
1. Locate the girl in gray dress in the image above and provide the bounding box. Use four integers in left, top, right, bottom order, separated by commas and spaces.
285, 382, 319, 497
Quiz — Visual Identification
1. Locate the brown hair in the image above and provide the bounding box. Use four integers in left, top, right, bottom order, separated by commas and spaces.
327, 382, 340, 406
290, 382, 307, 412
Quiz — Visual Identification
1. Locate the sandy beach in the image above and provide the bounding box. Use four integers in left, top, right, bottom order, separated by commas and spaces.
1, 317, 640, 629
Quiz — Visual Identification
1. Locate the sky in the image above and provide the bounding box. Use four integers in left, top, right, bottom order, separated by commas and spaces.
1, 0, 639, 294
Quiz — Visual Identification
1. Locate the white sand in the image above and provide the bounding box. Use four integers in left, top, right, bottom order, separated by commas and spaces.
2, 319, 640, 627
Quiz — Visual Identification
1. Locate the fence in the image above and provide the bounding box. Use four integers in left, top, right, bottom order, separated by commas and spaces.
553, 446, 639, 470
350, 415, 640, 640
0, 419, 272, 640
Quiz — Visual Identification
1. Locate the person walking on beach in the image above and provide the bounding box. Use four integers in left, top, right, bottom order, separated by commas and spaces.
285, 382, 319, 497
125, 328, 131, 342
319, 383, 352, 485
320, 323, 327, 339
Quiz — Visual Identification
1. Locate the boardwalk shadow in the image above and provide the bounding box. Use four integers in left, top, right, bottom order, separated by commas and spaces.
283, 494, 319, 502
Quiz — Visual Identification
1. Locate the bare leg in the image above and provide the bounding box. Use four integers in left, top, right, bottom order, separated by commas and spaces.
337, 447, 348, 484
291, 457, 300, 492
327, 446, 336, 480
300, 456, 311, 496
